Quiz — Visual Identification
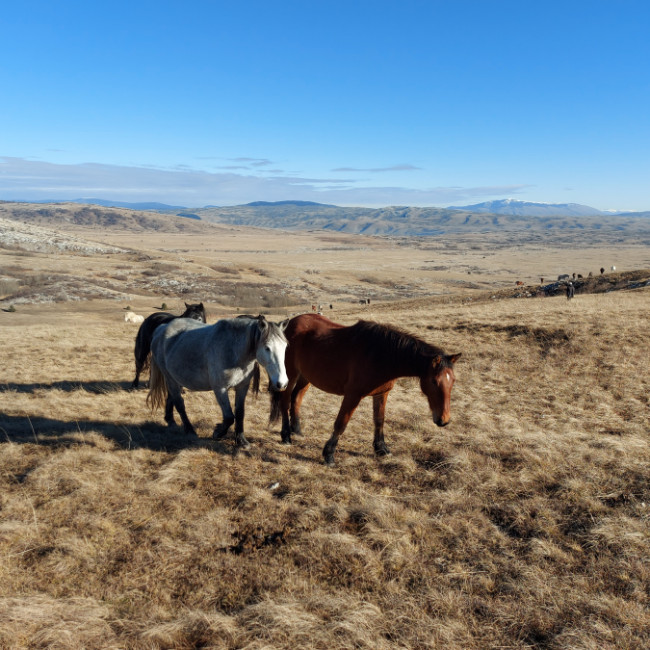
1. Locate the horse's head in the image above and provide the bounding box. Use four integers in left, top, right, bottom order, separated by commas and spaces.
420, 353, 462, 427
184, 302, 207, 322
255, 316, 289, 392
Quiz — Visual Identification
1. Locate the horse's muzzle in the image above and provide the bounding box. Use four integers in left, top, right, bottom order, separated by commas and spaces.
434, 416, 450, 427
273, 380, 289, 392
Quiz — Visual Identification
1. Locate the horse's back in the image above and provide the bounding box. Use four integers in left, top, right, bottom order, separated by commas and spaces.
151, 317, 257, 392
285, 313, 344, 338
156, 317, 209, 347
144, 311, 177, 329
151, 318, 213, 388
285, 313, 350, 394
137, 312, 176, 344
135, 312, 176, 357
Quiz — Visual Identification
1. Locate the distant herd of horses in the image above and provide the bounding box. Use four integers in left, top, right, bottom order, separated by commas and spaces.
128, 303, 461, 465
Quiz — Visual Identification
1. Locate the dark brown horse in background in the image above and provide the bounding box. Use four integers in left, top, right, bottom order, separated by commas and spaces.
131, 302, 206, 388
270, 313, 461, 465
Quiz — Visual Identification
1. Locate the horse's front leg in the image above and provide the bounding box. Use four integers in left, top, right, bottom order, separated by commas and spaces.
212, 387, 236, 441
372, 392, 391, 456
323, 393, 362, 466
290, 376, 310, 437
277, 379, 296, 444
233, 381, 251, 449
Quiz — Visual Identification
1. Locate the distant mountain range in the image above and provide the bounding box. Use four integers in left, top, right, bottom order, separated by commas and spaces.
19, 197, 646, 218
29, 197, 189, 212
447, 199, 626, 217
5, 198, 649, 239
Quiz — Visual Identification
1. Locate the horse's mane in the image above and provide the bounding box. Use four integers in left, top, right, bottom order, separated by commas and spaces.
243, 316, 287, 396
347, 320, 448, 369
241, 316, 287, 348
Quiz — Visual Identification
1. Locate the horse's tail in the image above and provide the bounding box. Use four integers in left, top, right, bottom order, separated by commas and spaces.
269, 386, 282, 424
146, 358, 167, 412
251, 361, 261, 397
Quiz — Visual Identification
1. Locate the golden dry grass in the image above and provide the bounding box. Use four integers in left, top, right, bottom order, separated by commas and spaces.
1, 281, 649, 648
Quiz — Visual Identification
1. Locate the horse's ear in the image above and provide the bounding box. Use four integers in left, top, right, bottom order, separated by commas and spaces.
185, 302, 189, 308
449, 353, 462, 364
278, 318, 290, 331
431, 355, 442, 367
257, 315, 268, 332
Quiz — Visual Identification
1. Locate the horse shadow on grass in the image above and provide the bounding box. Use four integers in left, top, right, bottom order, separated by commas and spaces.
0, 380, 363, 463
0, 379, 243, 455
0, 411, 252, 456
0, 380, 192, 451
1, 380, 134, 394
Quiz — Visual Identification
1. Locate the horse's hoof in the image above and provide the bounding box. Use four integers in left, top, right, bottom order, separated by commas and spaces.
323, 456, 336, 467
280, 437, 292, 445
236, 438, 251, 450
213, 426, 229, 440
375, 446, 391, 457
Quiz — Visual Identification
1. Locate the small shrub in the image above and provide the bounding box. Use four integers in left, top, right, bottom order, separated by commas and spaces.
210, 265, 240, 276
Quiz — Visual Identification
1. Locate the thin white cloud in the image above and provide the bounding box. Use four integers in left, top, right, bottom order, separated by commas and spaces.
0, 157, 529, 207
332, 164, 422, 173
230, 157, 274, 167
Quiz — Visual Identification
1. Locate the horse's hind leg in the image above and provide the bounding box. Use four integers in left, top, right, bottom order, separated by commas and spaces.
132, 357, 146, 389
167, 383, 197, 438
323, 393, 362, 466
131, 363, 141, 389
372, 392, 391, 456
164, 393, 176, 426
131, 328, 147, 389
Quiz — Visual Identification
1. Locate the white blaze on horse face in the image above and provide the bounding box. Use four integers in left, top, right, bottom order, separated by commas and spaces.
430, 366, 455, 426
257, 334, 289, 391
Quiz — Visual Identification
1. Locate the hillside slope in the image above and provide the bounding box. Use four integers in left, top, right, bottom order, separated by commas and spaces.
3, 200, 650, 243
0, 289, 648, 649
195, 202, 650, 240
0, 201, 213, 234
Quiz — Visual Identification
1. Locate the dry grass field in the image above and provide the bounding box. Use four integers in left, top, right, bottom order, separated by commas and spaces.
1, 213, 649, 649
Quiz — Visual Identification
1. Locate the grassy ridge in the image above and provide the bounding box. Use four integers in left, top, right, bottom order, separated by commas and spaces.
1, 290, 648, 648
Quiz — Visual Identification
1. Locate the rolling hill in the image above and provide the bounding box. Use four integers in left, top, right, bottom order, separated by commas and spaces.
3, 199, 650, 245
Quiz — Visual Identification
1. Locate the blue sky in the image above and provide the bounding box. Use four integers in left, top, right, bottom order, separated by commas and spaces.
1, 0, 649, 210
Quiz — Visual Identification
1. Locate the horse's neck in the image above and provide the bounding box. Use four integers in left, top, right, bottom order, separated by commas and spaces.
225, 322, 258, 365
389, 351, 429, 380
374, 332, 434, 380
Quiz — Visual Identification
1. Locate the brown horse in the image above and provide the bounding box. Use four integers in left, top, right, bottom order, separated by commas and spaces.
270, 313, 461, 465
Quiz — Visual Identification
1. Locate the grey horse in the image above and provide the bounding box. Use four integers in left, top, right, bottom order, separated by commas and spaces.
147, 315, 288, 447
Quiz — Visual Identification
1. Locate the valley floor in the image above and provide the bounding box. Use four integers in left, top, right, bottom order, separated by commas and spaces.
1, 289, 648, 648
